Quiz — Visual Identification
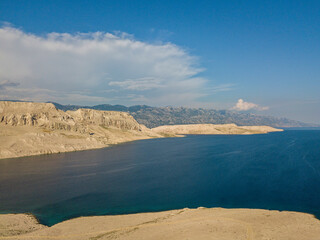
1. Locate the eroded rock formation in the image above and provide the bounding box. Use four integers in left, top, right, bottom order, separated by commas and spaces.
0, 101, 160, 159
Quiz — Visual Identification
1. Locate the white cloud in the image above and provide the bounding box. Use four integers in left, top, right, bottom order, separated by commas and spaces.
232, 99, 269, 111
109, 77, 163, 90
0, 26, 222, 105
207, 84, 235, 93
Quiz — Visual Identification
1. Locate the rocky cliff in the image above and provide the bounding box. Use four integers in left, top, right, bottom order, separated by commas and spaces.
0, 101, 142, 133
0, 101, 160, 159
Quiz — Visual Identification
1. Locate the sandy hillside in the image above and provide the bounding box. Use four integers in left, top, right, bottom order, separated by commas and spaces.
1, 207, 320, 240
0, 101, 162, 159
152, 123, 283, 135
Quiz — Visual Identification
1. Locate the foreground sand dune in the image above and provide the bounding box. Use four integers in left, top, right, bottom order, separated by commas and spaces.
1, 207, 320, 240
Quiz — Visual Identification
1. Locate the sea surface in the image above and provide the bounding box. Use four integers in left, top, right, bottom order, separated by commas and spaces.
0, 130, 320, 226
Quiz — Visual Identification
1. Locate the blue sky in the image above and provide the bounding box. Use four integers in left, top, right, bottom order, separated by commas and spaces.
0, 0, 319, 123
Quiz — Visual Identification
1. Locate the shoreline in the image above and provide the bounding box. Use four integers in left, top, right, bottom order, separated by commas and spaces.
0, 101, 283, 160
1, 207, 320, 239
0, 135, 162, 161
0, 129, 282, 161
2, 204, 320, 227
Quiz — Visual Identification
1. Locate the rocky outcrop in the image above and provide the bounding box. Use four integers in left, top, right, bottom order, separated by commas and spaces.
0, 101, 142, 133
0, 101, 161, 159
67, 109, 142, 131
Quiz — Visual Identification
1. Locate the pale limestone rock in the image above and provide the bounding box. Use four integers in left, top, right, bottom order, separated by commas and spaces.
0, 101, 161, 159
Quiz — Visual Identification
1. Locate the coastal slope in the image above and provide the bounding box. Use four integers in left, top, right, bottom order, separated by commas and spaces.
0, 101, 161, 159
1, 208, 320, 240
152, 123, 282, 135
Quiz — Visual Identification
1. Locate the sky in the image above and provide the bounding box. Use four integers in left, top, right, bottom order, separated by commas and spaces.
0, 0, 319, 123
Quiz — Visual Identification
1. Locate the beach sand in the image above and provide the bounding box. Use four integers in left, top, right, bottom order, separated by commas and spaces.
1, 207, 320, 240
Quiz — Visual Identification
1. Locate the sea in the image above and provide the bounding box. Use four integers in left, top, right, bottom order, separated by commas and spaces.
0, 130, 320, 226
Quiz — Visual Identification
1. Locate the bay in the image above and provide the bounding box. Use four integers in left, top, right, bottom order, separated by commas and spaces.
0, 130, 320, 226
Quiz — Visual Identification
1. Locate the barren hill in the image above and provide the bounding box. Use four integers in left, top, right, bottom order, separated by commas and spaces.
0, 101, 161, 159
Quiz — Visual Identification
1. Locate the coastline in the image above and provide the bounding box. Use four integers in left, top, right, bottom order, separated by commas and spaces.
0, 101, 315, 239
0, 101, 283, 160
0, 129, 281, 160
0, 129, 279, 160
0, 132, 161, 160
1, 207, 320, 239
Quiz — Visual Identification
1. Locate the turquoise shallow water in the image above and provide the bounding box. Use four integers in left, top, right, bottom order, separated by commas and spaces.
0, 130, 320, 226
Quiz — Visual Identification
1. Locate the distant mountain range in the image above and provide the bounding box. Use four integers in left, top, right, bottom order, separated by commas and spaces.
48, 102, 317, 128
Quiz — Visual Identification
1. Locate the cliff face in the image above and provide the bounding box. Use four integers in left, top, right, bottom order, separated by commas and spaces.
0, 101, 160, 159
0, 102, 142, 133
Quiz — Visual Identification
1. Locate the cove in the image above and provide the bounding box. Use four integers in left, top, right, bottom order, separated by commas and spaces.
0, 130, 320, 226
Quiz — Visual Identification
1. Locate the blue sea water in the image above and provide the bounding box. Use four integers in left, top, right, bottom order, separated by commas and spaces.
0, 130, 320, 226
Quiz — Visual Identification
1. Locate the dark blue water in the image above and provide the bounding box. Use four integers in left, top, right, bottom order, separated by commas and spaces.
1, 130, 320, 226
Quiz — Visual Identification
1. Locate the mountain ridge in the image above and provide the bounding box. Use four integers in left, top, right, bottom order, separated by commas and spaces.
47, 102, 317, 128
